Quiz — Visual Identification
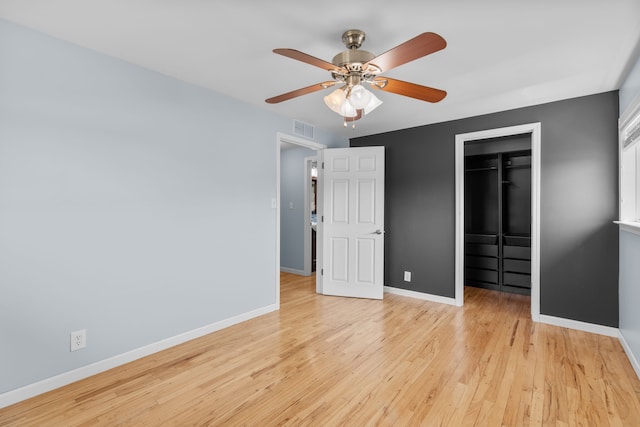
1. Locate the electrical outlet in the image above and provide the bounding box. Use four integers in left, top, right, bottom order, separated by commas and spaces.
70, 329, 86, 352
404, 271, 412, 282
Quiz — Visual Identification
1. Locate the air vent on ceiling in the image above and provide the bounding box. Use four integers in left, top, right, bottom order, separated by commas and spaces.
293, 120, 314, 140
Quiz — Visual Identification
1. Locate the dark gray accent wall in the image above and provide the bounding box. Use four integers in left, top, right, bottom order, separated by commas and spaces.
351, 91, 619, 327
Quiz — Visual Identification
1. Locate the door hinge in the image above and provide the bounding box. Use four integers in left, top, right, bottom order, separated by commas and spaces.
321, 216, 324, 222
321, 268, 323, 276
322, 162, 325, 169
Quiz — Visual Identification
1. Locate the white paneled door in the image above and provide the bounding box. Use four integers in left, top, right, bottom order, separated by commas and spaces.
320, 146, 385, 299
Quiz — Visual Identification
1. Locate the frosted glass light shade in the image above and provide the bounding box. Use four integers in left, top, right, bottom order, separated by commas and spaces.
323, 88, 345, 114
348, 84, 372, 109
340, 100, 357, 117
363, 92, 383, 114
324, 87, 357, 117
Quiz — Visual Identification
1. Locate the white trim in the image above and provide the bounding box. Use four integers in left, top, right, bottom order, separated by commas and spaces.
303, 156, 318, 277
316, 150, 325, 294
278, 132, 326, 150
276, 133, 326, 303
615, 220, 640, 236
619, 93, 640, 223
454, 135, 465, 307
384, 286, 458, 306
276, 137, 281, 309
538, 314, 618, 337
0, 303, 277, 409
280, 266, 306, 276
619, 330, 640, 380
621, 91, 640, 130
455, 123, 541, 320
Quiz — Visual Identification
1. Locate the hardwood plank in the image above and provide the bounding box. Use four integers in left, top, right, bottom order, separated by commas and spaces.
1, 273, 640, 426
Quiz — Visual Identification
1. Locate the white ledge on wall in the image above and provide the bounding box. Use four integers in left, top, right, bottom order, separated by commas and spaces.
614, 221, 640, 236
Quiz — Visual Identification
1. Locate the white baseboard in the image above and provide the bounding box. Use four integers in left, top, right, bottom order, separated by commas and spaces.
280, 267, 306, 276
381, 291, 618, 338
618, 330, 640, 380
538, 314, 618, 337
384, 286, 457, 306
0, 303, 278, 409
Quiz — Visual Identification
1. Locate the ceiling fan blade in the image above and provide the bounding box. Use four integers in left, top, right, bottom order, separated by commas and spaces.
265, 81, 337, 104
273, 48, 341, 72
365, 32, 446, 73
372, 77, 446, 103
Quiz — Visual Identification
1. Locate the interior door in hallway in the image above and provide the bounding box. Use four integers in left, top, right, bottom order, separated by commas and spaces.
320, 146, 385, 299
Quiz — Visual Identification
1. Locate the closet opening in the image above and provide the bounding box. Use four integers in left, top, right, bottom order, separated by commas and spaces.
464, 133, 532, 295
310, 161, 317, 273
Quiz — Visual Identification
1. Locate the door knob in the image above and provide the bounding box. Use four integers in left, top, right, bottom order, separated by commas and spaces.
374, 229, 385, 235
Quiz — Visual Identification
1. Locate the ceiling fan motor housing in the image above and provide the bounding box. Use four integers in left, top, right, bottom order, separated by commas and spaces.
332, 49, 375, 70
333, 29, 377, 73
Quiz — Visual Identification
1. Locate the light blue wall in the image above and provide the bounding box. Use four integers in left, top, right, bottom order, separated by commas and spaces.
279, 136, 347, 272
0, 18, 344, 394
619, 53, 640, 371
280, 145, 316, 272
621, 53, 640, 114
619, 230, 640, 361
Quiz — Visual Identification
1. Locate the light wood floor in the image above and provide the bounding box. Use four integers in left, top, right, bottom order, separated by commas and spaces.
2, 273, 640, 426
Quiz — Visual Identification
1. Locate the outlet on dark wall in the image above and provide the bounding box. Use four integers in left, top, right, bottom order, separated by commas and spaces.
351, 91, 619, 327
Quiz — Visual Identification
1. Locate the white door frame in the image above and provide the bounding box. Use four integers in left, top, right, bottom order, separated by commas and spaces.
303, 156, 318, 277
276, 132, 326, 308
455, 123, 541, 320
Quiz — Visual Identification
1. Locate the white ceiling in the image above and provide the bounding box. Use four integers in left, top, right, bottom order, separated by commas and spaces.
1, 0, 640, 138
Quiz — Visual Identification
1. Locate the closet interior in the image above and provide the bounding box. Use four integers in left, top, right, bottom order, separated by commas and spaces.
464, 134, 532, 295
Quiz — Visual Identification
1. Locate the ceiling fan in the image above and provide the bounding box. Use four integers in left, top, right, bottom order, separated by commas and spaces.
265, 29, 447, 126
